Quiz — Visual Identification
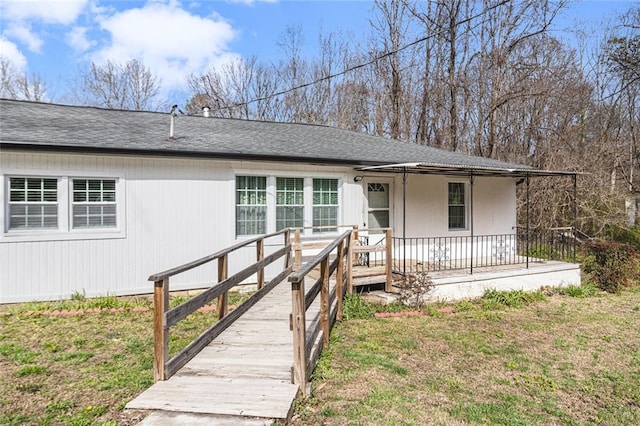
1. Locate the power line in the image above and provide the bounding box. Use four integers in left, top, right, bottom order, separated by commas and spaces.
209, 0, 512, 114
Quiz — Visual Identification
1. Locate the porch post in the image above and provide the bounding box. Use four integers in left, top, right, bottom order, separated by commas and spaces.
526, 174, 530, 269
469, 171, 474, 275
573, 173, 577, 263
402, 167, 407, 275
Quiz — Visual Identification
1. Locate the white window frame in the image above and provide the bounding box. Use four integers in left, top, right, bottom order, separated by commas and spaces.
233, 171, 342, 238
275, 177, 305, 231
1, 171, 126, 242
71, 178, 118, 229
447, 181, 468, 231
312, 178, 340, 233
235, 175, 268, 236
6, 176, 61, 231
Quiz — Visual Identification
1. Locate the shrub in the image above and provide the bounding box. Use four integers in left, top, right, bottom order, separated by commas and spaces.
342, 294, 373, 320
394, 272, 434, 309
584, 240, 639, 293
481, 289, 545, 309
562, 282, 598, 298
606, 225, 640, 250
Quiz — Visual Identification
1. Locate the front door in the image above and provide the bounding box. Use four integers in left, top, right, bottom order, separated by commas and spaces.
365, 180, 391, 233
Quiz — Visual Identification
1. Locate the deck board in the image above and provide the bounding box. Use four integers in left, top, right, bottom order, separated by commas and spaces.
126, 277, 304, 422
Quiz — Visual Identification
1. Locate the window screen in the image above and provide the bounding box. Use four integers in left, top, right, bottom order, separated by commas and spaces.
236, 176, 267, 235
8, 177, 58, 230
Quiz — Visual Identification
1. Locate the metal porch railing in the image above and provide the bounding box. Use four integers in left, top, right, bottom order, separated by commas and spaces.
392, 228, 578, 276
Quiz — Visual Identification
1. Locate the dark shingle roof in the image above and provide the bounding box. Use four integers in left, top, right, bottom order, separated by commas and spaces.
0, 99, 531, 171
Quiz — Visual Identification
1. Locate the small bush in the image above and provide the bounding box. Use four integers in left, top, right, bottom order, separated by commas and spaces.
584, 240, 639, 293
606, 225, 640, 250
481, 289, 545, 310
342, 294, 373, 320
394, 272, 434, 309
562, 283, 598, 298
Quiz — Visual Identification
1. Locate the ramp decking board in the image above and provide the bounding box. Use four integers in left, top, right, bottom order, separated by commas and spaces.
126, 277, 317, 422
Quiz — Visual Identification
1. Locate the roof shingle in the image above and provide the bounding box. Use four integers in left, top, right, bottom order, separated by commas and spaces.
0, 99, 531, 171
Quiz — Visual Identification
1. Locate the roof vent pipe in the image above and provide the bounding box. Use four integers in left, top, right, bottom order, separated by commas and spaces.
169, 105, 178, 138
202, 106, 210, 118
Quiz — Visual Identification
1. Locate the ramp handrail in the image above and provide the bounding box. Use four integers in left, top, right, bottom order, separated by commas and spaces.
150, 229, 292, 381
288, 229, 353, 395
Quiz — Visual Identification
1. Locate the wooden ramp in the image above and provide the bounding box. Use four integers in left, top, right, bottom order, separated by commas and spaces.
127, 278, 302, 423
127, 227, 377, 424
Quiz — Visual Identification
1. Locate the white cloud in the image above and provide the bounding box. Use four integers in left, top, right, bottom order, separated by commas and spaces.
1, 0, 89, 25
4, 23, 44, 53
94, 1, 238, 93
225, 0, 278, 4
0, 37, 28, 70
1, 0, 89, 53
66, 26, 94, 52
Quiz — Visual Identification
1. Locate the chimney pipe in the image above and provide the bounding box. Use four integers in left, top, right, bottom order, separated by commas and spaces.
202, 106, 211, 118
169, 105, 177, 138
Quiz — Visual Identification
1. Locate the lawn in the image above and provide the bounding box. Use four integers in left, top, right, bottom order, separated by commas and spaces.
1, 287, 639, 425
0, 292, 245, 426
292, 287, 640, 425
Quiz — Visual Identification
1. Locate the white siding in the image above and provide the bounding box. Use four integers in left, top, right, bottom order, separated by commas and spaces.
1, 151, 516, 303
0, 152, 362, 302
396, 174, 516, 237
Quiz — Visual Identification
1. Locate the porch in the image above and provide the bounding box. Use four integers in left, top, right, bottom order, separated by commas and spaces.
350, 227, 582, 300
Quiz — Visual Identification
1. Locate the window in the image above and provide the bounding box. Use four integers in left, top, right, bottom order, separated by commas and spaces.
72, 179, 117, 228
448, 182, 466, 230
236, 176, 267, 236
3, 174, 124, 241
8, 177, 58, 230
313, 178, 338, 232
234, 175, 341, 236
276, 177, 304, 230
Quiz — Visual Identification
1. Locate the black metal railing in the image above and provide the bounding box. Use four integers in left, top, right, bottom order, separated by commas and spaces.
392, 228, 577, 276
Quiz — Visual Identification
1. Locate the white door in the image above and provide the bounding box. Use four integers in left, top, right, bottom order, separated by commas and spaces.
364, 180, 391, 233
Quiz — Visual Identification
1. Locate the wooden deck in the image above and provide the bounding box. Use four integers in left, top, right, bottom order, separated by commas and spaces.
127, 275, 315, 423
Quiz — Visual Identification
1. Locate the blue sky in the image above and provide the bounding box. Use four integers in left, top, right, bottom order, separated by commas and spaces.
0, 0, 635, 103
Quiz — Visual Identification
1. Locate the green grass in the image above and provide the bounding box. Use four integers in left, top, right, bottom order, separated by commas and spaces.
291, 289, 640, 425
2, 287, 639, 425
0, 289, 252, 425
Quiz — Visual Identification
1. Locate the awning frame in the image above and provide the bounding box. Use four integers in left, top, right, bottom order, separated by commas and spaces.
355, 162, 581, 272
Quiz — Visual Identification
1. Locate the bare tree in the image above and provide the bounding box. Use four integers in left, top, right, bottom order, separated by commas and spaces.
187, 55, 281, 120
70, 59, 162, 111
0, 56, 49, 101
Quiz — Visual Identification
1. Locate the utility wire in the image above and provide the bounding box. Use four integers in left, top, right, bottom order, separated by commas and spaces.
209, 0, 512, 113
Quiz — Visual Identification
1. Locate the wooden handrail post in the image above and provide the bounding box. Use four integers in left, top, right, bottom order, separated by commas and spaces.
385, 228, 393, 292
284, 229, 291, 269
320, 257, 330, 348
347, 231, 354, 294
291, 280, 307, 394
294, 228, 301, 267
153, 278, 169, 381
217, 254, 228, 320
336, 241, 344, 321
352, 225, 359, 265
256, 239, 264, 290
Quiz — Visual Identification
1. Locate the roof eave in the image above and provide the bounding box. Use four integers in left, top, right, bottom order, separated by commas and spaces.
356, 162, 581, 177
0, 142, 380, 167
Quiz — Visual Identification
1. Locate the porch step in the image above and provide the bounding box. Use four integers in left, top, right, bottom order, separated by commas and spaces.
352, 266, 386, 278
352, 274, 387, 287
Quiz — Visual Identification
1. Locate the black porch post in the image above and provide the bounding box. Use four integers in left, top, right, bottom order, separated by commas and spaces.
573, 173, 577, 263
402, 167, 407, 275
470, 171, 474, 275
526, 174, 530, 269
